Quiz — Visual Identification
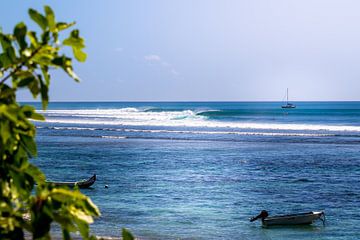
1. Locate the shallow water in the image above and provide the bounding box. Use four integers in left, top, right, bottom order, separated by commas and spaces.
30, 102, 360, 239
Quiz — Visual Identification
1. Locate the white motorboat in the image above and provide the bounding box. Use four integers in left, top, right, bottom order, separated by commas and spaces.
250, 210, 325, 226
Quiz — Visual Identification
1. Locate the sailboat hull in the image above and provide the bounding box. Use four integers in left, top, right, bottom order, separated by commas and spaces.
281, 88, 296, 108
281, 105, 296, 109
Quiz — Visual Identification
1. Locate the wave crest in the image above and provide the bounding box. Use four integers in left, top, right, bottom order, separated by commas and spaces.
36, 107, 360, 133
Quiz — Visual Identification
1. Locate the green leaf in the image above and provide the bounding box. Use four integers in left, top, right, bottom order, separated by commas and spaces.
41, 66, 50, 86
63, 30, 86, 62
71, 29, 79, 38
56, 22, 75, 31
17, 75, 36, 88
65, 66, 81, 82
20, 104, 34, 113
0, 121, 11, 144
70, 207, 94, 224
0, 53, 12, 68
74, 219, 89, 239
28, 31, 39, 47
52, 213, 76, 229
0, 85, 16, 102
81, 197, 100, 216
73, 47, 87, 62
14, 22, 27, 50
0, 33, 12, 51
44, 6, 55, 31
51, 188, 84, 202
6, 46, 17, 63
41, 31, 50, 44
122, 228, 135, 240
0, 105, 17, 123
52, 56, 81, 82
52, 56, 70, 67
13, 70, 34, 86
63, 36, 85, 49
26, 164, 45, 184
0, 45, 18, 67
39, 75, 49, 110
21, 135, 37, 157
32, 52, 54, 66
29, 111, 45, 121
28, 9, 48, 31
27, 76, 40, 98
21, 105, 45, 121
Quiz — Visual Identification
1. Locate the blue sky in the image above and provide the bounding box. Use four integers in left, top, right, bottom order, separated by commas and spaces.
3, 0, 360, 101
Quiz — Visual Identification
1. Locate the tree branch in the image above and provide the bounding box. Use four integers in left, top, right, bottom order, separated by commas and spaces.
0, 46, 42, 85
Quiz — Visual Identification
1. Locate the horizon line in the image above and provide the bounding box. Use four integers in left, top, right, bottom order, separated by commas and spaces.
19, 100, 360, 103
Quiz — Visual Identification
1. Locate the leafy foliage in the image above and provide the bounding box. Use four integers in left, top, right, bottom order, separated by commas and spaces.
122, 228, 135, 240
0, 6, 101, 239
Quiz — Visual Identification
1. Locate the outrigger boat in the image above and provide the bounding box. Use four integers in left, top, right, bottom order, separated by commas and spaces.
250, 210, 325, 226
47, 174, 96, 189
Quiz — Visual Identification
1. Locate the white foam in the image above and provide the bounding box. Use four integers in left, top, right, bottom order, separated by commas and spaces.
39, 109, 200, 122
41, 126, 333, 137
52, 126, 96, 131
121, 128, 332, 137
37, 108, 360, 133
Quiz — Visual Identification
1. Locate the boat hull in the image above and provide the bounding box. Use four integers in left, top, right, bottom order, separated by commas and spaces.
262, 211, 324, 226
47, 174, 96, 189
281, 105, 296, 109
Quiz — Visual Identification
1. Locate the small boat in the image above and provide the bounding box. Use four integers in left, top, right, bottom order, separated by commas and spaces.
281, 88, 296, 109
250, 210, 325, 226
47, 174, 96, 189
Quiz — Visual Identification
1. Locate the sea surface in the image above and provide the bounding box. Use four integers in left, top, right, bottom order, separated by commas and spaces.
29, 102, 360, 239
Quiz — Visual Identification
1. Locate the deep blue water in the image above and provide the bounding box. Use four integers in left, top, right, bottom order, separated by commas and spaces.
29, 102, 360, 239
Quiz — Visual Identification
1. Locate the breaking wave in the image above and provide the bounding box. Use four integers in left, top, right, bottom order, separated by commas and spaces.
37, 107, 360, 133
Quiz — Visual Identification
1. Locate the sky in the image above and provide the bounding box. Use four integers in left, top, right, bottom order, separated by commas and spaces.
2, 0, 360, 101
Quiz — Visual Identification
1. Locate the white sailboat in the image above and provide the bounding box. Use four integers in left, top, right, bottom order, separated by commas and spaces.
281, 88, 296, 109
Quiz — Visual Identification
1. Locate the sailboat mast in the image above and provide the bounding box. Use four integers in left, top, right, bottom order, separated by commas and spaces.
287, 88, 289, 104
281, 88, 295, 108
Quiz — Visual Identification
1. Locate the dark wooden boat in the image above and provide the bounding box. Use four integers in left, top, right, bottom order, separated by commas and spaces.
250, 210, 325, 226
47, 174, 96, 189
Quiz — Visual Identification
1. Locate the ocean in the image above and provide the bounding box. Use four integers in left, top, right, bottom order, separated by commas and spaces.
29, 101, 360, 239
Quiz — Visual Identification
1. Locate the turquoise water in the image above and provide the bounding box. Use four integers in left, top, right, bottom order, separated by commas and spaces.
30, 102, 360, 239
